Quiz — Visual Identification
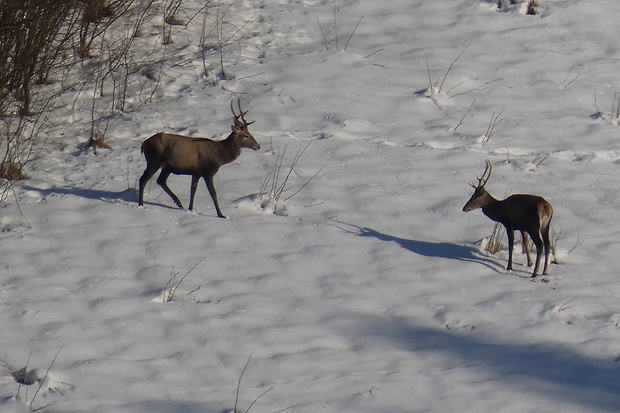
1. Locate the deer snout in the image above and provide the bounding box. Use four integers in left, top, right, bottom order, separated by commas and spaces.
242, 136, 260, 151
462, 202, 476, 212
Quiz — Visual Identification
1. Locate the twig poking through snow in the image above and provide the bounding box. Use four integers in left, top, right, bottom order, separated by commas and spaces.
163, 256, 206, 303
233, 354, 273, 413
481, 109, 504, 146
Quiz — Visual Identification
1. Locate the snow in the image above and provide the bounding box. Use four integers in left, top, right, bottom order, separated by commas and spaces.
2, 0, 620, 412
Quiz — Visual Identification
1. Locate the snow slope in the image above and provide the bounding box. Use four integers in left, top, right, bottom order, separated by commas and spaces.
2, 0, 620, 412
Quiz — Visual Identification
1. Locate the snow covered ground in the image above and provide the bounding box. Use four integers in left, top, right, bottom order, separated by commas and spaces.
2, 0, 620, 412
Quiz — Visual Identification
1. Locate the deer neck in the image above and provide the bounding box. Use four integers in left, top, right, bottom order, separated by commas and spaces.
480, 193, 505, 222
219, 132, 243, 164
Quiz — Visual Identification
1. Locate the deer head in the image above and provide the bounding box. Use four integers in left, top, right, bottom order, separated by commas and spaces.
231, 99, 260, 151
462, 159, 493, 212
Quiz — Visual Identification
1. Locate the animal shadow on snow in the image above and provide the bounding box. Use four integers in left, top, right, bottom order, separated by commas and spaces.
21, 185, 142, 205
337, 222, 503, 273
359, 315, 620, 412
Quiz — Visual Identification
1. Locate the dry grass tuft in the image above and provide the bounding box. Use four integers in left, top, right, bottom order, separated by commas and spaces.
526, 0, 538, 15
0, 161, 27, 180
87, 130, 113, 152
485, 222, 505, 254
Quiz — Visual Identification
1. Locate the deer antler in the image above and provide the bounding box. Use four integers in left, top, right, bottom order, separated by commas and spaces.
231, 98, 255, 125
473, 159, 492, 188
231, 98, 239, 121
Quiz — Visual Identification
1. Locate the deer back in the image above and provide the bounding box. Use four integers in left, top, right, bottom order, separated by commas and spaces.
482, 194, 550, 231
142, 132, 225, 174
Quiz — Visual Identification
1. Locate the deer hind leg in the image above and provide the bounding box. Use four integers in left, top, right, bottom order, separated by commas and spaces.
138, 160, 161, 206
506, 226, 515, 271
156, 165, 183, 208
521, 230, 533, 267
204, 175, 225, 218
528, 230, 544, 277
541, 222, 552, 275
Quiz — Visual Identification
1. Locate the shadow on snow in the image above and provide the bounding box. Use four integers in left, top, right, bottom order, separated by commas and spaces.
336, 222, 503, 273
360, 315, 620, 412
20, 185, 181, 210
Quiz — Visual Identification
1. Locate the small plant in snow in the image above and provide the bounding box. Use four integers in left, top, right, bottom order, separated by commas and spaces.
532, 152, 551, 168
480, 109, 504, 146
315, 0, 364, 51
258, 141, 321, 215
592, 89, 620, 125
85, 129, 113, 155
0, 160, 27, 181
526, 0, 539, 15
423, 42, 470, 99
550, 227, 585, 264
162, 257, 205, 303
1, 348, 70, 411
497, 0, 539, 15
483, 222, 506, 254
231, 355, 273, 413
421, 43, 501, 106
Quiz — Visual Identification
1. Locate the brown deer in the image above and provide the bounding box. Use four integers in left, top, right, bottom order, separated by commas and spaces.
462, 160, 553, 276
138, 99, 260, 218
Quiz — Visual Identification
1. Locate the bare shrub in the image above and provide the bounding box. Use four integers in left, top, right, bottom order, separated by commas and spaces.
480, 109, 504, 146
86, 129, 113, 154
162, 257, 205, 303
592, 89, 620, 124
1, 348, 67, 411
77, 0, 133, 59
200, 1, 255, 81
0, 0, 80, 116
162, 0, 186, 44
259, 141, 321, 214
484, 222, 505, 254
0, 161, 27, 181
0, 1, 80, 202
80, 0, 162, 149
0, 0, 166, 200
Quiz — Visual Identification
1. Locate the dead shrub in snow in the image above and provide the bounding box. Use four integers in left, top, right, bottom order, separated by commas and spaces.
162, 257, 205, 303
0, 161, 27, 181
496, 0, 539, 15
162, 0, 187, 44
258, 141, 321, 214
484, 222, 505, 254
1, 348, 71, 411
591, 89, 620, 125
85, 129, 113, 154
232, 355, 274, 413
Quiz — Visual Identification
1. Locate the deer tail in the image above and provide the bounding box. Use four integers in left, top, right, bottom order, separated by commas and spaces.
539, 202, 553, 230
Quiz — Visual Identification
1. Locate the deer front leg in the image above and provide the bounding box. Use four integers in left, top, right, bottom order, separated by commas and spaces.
189, 175, 200, 211
505, 226, 514, 271
204, 175, 226, 218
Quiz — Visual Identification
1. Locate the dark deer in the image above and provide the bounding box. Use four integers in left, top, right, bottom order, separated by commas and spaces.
138, 99, 260, 218
462, 160, 553, 276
